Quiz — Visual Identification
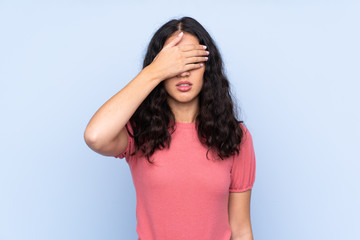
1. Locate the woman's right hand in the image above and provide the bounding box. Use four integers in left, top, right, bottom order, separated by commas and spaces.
147, 32, 210, 81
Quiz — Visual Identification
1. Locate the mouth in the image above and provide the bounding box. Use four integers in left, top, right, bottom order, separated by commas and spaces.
176, 81, 193, 87
176, 81, 192, 92
176, 83, 192, 92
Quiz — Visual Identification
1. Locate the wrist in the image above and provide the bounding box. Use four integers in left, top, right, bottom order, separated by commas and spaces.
142, 65, 165, 84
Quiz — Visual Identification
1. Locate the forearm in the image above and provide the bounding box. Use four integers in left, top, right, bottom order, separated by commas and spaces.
84, 65, 163, 149
230, 231, 253, 240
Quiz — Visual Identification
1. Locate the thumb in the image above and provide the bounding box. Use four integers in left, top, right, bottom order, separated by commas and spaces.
163, 31, 183, 49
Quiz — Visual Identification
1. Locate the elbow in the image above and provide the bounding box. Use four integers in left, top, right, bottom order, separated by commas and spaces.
84, 128, 101, 150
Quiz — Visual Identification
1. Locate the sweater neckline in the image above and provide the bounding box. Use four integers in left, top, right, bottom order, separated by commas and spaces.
175, 121, 196, 129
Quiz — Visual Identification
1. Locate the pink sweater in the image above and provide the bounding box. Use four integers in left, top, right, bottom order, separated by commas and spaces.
115, 121, 256, 240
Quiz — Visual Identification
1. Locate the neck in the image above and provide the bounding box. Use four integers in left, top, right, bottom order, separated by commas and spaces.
167, 96, 199, 123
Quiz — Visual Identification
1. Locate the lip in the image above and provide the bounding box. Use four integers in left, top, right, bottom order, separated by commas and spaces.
176, 81, 192, 86
176, 85, 192, 92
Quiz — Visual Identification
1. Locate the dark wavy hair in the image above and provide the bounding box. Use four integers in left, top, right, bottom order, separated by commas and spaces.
126, 16, 245, 164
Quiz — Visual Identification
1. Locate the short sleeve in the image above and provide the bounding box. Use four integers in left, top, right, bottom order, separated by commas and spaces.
229, 124, 256, 192
114, 121, 134, 163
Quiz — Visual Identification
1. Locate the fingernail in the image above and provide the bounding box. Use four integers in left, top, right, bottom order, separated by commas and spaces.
178, 31, 183, 37
203, 45, 207, 49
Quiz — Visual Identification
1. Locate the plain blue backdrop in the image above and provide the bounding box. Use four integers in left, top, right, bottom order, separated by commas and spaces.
1, 0, 359, 239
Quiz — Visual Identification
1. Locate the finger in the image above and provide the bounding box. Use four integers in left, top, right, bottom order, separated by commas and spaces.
179, 44, 207, 52
183, 49, 209, 58
184, 62, 204, 71
184, 56, 208, 64
178, 72, 190, 77
164, 31, 184, 49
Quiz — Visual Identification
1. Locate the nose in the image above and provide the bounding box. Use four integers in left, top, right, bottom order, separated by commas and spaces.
177, 72, 190, 78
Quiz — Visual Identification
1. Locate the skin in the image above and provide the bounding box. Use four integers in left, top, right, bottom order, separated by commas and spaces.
164, 32, 254, 240
228, 190, 254, 240
84, 31, 208, 155
84, 29, 253, 240
162, 32, 206, 123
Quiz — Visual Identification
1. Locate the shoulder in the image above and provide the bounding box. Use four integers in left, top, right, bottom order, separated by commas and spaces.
238, 122, 251, 136
239, 122, 248, 132
238, 122, 253, 145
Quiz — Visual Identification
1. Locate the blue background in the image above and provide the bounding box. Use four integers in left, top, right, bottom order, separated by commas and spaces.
1, 0, 359, 239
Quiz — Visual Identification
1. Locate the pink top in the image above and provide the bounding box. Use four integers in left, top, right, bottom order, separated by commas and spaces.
115, 121, 256, 240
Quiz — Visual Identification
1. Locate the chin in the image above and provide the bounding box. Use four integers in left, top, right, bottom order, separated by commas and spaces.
177, 95, 199, 103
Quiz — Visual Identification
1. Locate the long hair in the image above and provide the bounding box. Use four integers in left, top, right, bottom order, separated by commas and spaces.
126, 16, 245, 164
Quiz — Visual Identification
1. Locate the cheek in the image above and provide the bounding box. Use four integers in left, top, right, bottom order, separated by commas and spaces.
195, 67, 205, 78
194, 72, 205, 88
163, 80, 174, 94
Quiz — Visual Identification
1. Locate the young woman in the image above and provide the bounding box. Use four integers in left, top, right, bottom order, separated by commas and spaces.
84, 16, 256, 240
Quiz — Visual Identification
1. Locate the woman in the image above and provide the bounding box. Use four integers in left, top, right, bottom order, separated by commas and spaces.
84, 16, 256, 240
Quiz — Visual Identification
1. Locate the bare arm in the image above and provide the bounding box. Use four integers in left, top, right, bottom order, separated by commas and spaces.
83, 66, 162, 156
229, 190, 254, 240
83, 31, 209, 157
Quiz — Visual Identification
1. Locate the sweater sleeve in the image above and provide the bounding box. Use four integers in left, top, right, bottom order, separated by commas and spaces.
229, 123, 256, 193
114, 121, 134, 163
